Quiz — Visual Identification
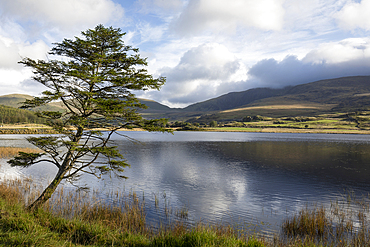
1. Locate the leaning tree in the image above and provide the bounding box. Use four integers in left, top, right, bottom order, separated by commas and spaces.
8, 25, 169, 211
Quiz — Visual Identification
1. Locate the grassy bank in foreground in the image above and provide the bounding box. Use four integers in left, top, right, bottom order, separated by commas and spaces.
2, 178, 370, 246
0, 179, 264, 247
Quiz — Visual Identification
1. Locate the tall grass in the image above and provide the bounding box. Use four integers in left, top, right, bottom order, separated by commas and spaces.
0, 177, 267, 246
281, 192, 370, 246
4, 175, 370, 246
45, 187, 148, 234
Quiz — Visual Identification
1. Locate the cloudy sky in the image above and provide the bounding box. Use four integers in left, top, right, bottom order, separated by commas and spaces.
1, 0, 370, 107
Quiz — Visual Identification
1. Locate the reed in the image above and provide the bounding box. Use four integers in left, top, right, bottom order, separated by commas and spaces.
0, 177, 268, 246
280, 194, 370, 246
0, 146, 40, 159
4, 174, 370, 246
12, 177, 370, 246
42, 187, 149, 236
282, 205, 329, 238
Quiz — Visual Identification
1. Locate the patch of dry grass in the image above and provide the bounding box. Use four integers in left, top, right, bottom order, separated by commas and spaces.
0, 147, 41, 159
46, 187, 148, 235
221, 104, 320, 113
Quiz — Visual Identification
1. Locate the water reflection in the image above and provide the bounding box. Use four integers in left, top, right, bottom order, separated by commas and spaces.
2, 132, 370, 234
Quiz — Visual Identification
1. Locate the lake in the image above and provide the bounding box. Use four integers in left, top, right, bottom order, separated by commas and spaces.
2, 131, 370, 235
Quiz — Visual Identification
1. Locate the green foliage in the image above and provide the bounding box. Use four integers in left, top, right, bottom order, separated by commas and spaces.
0, 104, 44, 124
7, 152, 45, 168
8, 24, 170, 211
242, 115, 264, 122
209, 120, 218, 127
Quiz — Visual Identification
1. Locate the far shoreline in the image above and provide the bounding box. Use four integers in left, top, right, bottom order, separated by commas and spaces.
200, 127, 370, 135
2, 124, 370, 135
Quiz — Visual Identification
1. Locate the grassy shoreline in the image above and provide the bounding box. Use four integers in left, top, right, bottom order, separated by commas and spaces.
203, 127, 370, 134
1, 176, 370, 246
0, 178, 267, 247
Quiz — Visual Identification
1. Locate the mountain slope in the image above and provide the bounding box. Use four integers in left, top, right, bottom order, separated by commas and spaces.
0, 104, 44, 124
139, 98, 178, 112
0, 94, 34, 108
183, 87, 290, 112
0, 94, 65, 112
184, 76, 370, 113
182, 76, 370, 121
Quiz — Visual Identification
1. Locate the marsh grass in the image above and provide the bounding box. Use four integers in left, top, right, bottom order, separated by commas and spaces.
5, 176, 370, 246
0, 146, 41, 159
45, 187, 148, 234
280, 192, 370, 246
0, 178, 269, 246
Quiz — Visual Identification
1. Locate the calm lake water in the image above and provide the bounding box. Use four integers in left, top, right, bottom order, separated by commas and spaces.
2, 131, 370, 235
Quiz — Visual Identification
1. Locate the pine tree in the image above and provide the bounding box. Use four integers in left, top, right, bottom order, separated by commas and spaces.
8, 25, 169, 211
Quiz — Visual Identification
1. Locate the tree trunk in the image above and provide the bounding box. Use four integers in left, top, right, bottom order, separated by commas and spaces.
27, 127, 83, 211
27, 169, 66, 211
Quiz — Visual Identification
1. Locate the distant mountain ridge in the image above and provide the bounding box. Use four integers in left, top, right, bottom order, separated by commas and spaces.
0, 94, 175, 114
184, 76, 370, 112
181, 76, 370, 121
2, 76, 370, 121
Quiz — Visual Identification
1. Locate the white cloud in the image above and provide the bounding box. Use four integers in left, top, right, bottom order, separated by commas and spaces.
0, 34, 49, 96
137, 0, 183, 12
137, 22, 165, 44
0, 35, 49, 69
284, 0, 344, 33
0, 69, 46, 96
0, 0, 124, 32
303, 38, 370, 64
0, 37, 20, 69
141, 43, 248, 106
171, 0, 285, 35
1, 0, 370, 107
336, 0, 370, 30
147, 37, 370, 107
0, 0, 125, 96
162, 43, 240, 81
152, 0, 183, 10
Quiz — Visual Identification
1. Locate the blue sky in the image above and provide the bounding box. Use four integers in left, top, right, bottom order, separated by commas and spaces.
0, 0, 370, 107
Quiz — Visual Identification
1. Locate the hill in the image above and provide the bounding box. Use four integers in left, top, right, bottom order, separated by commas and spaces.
0, 94, 65, 112
185, 76, 370, 112
0, 104, 44, 124
138, 98, 180, 112
183, 87, 289, 112
183, 76, 370, 122
0, 94, 177, 121
0, 94, 34, 108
